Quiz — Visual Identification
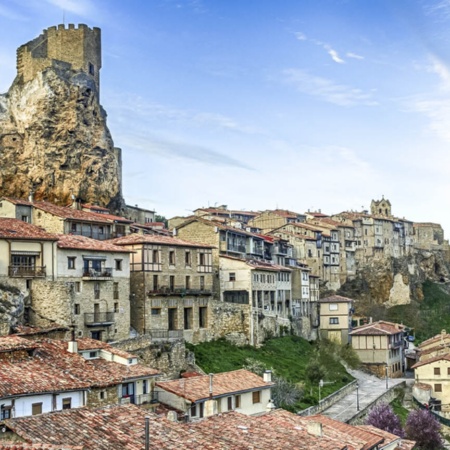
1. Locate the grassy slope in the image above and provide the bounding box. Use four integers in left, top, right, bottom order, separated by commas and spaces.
186, 336, 354, 410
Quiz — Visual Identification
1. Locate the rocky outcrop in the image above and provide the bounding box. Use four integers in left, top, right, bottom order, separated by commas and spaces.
338, 250, 450, 313
0, 283, 25, 335
0, 64, 124, 211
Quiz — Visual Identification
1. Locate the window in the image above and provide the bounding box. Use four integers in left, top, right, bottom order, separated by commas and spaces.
169, 251, 175, 265
99, 391, 106, 400
229, 272, 236, 282
190, 404, 198, 417
169, 275, 175, 290
199, 306, 207, 328
184, 307, 193, 329
152, 250, 159, 263
89, 351, 98, 358
252, 391, 261, 404
329, 317, 339, 324
153, 275, 158, 290
186, 276, 190, 289
74, 304, 80, 315
151, 308, 161, 315
1, 405, 12, 420
75, 281, 81, 293
435, 384, 442, 392
235, 395, 241, 408
94, 282, 100, 299
89, 62, 95, 75
227, 396, 233, 411
200, 275, 205, 291
185, 251, 191, 266
143, 379, 148, 395
447, 367, 450, 376
115, 259, 122, 271
62, 398, 71, 410
199, 253, 205, 265
32, 403, 42, 415
114, 302, 119, 313
434, 367, 441, 375
329, 304, 338, 311
113, 282, 119, 299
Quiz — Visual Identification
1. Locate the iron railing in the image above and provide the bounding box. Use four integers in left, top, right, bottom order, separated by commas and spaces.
119, 392, 159, 406
9, 266, 46, 278
147, 286, 212, 296
82, 268, 113, 279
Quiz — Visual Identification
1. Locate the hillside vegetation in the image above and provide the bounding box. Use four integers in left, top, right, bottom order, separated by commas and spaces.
186, 336, 358, 411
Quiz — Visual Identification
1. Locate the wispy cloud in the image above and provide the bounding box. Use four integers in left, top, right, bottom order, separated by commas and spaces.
282, 69, 377, 106
294, 31, 362, 64
120, 133, 253, 170
423, 0, 450, 21
0, 3, 28, 20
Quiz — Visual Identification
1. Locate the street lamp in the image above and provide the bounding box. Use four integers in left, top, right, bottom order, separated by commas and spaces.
385, 365, 389, 390
319, 379, 324, 404
356, 382, 360, 411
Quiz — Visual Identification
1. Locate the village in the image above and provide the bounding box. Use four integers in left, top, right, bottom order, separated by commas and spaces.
1, 22, 450, 449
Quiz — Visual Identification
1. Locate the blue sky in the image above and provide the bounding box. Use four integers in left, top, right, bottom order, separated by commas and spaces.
1, 0, 450, 232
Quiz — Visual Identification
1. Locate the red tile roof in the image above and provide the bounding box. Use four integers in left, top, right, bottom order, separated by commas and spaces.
0, 218, 58, 241
1, 197, 33, 206
319, 295, 354, 303
411, 353, 450, 369
33, 201, 113, 223
156, 369, 273, 403
57, 234, 132, 253
0, 335, 38, 353
109, 233, 214, 248
350, 321, 405, 336
220, 255, 291, 271
0, 444, 81, 450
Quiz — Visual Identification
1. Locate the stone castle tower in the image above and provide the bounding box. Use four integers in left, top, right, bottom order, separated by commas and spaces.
16, 24, 101, 97
370, 197, 392, 217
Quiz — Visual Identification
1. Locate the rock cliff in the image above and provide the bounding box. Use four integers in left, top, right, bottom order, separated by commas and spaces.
0, 64, 124, 210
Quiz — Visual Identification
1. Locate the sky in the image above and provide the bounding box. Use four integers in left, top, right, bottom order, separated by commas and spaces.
1, 0, 450, 233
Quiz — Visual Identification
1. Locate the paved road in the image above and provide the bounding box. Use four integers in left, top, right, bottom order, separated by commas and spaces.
321, 368, 412, 423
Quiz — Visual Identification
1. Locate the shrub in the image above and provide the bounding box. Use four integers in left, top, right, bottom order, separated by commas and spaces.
366, 403, 404, 437
405, 409, 444, 450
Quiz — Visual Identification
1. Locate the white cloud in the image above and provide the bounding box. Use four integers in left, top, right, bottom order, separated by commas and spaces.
0, 4, 28, 20
327, 48, 345, 64
427, 55, 450, 91
282, 69, 377, 106
346, 52, 364, 60
294, 31, 307, 41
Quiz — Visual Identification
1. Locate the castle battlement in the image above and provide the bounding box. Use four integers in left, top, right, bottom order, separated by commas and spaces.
16, 24, 101, 96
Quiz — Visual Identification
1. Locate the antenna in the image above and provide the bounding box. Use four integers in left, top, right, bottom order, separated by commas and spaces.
62, 9, 65, 25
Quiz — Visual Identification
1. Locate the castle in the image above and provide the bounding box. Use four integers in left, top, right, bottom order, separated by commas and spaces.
16, 24, 101, 97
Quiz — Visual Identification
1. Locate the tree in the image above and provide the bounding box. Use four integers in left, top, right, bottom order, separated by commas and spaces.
305, 359, 326, 395
366, 403, 404, 437
154, 214, 168, 227
271, 377, 303, 410
405, 409, 444, 450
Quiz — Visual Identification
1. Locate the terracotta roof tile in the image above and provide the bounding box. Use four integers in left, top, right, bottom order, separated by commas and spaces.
411, 353, 450, 369
319, 295, 354, 303
33, 201, 114, 223
220, 255, 291, 271
109, 233, 214, 248
57, 234, 132, 253
350, 321, 405, 336
156, 369, 273, 403
0, 218, 58, 240
1, 197, 33, 206
0, 335, 38, 352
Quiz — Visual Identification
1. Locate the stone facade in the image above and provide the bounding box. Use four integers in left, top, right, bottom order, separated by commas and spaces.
17, 24, 101, 95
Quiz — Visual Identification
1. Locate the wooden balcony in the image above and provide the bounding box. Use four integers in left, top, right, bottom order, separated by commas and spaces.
82, 268, 113, 280
147, 286, 213, 296
9, 266, 46, 278
84, 312, 115, 326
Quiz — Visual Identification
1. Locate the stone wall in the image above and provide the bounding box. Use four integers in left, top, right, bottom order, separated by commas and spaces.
87, 385, 118, 408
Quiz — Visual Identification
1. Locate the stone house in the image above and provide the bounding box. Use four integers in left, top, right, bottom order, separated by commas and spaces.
220, 255, 292, 345
247, 209, 306, 234
0, 335, 159, 420
54, 234, 132, 341
110, 233, 214, 344
156, 369, 274, 419
194, 205, 258, 224
350, 321, 406, 378
318, 295, 354, 344
0, 197, 33, 223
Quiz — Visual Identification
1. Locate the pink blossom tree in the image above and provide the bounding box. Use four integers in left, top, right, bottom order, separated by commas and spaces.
366, 403, 404, 437
405, 409, 444, 450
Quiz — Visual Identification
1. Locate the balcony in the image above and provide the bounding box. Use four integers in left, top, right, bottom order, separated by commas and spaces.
84, 312, 115, 326
9, 266, 46, 278
119, 392, 159, 406
389, 340, 403, 349
71, 230, 111, 241
82, 268, 113, 280
146, 329, 184, 340
147, 286, 213, 296
227, 243, 246, 253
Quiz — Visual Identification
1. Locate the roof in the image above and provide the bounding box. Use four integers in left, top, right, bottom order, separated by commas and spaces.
418, 331, 450, 349
413, 382, 432, 390
0, 335, 38, 353
57, 234, 132, 253
319, 295, 354, 303
0, 444, 81, 450
75, 338, 137, 360
156, 369, 273, 403
109, 233, 214, 248
0, 218, 58, 241
411, 353, 450, 369
33, 201, 113, 223
0, 337, 159, 397
0, 197, 33, 206
350, 321, 405, 336
195, 207, 259, 217
220, 254, 291, 272
3, 404, 410, 450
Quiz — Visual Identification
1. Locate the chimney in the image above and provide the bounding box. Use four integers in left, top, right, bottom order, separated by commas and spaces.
166, 411, 178, 422
209, 373, 214, 399
28, 191, 34, 202
68, 325, 78, 353
263, 370, 272, 383
307, 422, 323, 437
204, 399, 218, 417
266, 399, 276, 412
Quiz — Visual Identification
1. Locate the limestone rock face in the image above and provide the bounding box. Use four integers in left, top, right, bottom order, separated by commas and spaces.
0, 65, 124, 211
0, 283, 25, 335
